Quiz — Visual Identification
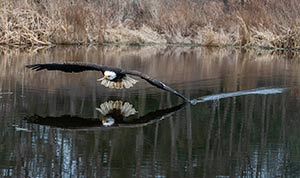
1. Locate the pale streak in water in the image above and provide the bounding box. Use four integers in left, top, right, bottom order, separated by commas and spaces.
0, 92, 13, 99
191, 88, 286, 104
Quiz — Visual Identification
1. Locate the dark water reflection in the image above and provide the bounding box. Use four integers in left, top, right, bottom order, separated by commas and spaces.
1, 46, 300, 177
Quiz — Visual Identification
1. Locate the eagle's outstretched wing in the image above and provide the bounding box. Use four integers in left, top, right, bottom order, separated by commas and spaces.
26, 63, 117, 73
122, 70, 190, 102
26, 63, 190, 102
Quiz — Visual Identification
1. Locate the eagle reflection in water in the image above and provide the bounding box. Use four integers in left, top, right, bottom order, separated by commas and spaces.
24, 100, 186, 129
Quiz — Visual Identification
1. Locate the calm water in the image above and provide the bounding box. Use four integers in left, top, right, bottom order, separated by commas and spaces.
0, 46, 300, 177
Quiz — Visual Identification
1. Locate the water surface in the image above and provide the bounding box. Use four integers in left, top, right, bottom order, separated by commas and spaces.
0, 46, 300, 177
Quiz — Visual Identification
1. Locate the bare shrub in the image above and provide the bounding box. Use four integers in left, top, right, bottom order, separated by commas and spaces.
51, 3, 105, 44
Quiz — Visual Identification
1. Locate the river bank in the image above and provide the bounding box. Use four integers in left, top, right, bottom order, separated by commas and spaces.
1, 0, 300, 49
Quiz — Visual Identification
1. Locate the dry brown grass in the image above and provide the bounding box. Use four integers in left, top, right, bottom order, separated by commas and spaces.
0, 0, 105, 45
1, 0, 300, 48
235, 0, 300, 48
0, 3, 52, 45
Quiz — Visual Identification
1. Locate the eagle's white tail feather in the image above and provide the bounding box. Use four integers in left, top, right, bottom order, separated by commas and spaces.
99, 76, 138, 89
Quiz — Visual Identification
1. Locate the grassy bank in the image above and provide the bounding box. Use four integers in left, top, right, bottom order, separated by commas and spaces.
1, 0, 300, 49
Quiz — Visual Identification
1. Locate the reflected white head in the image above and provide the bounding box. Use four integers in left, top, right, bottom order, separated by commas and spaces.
104, 71, 117, 81
101, 117, 115, 127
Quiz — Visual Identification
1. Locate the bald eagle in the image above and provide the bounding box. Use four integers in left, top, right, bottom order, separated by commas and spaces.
26, 63, 190, 102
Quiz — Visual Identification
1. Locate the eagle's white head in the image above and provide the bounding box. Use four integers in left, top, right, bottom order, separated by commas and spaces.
103, 71, 117, 81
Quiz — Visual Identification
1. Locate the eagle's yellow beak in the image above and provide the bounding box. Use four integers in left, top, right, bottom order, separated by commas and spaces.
97, 75, 108, 81
101, 117, 106, 123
